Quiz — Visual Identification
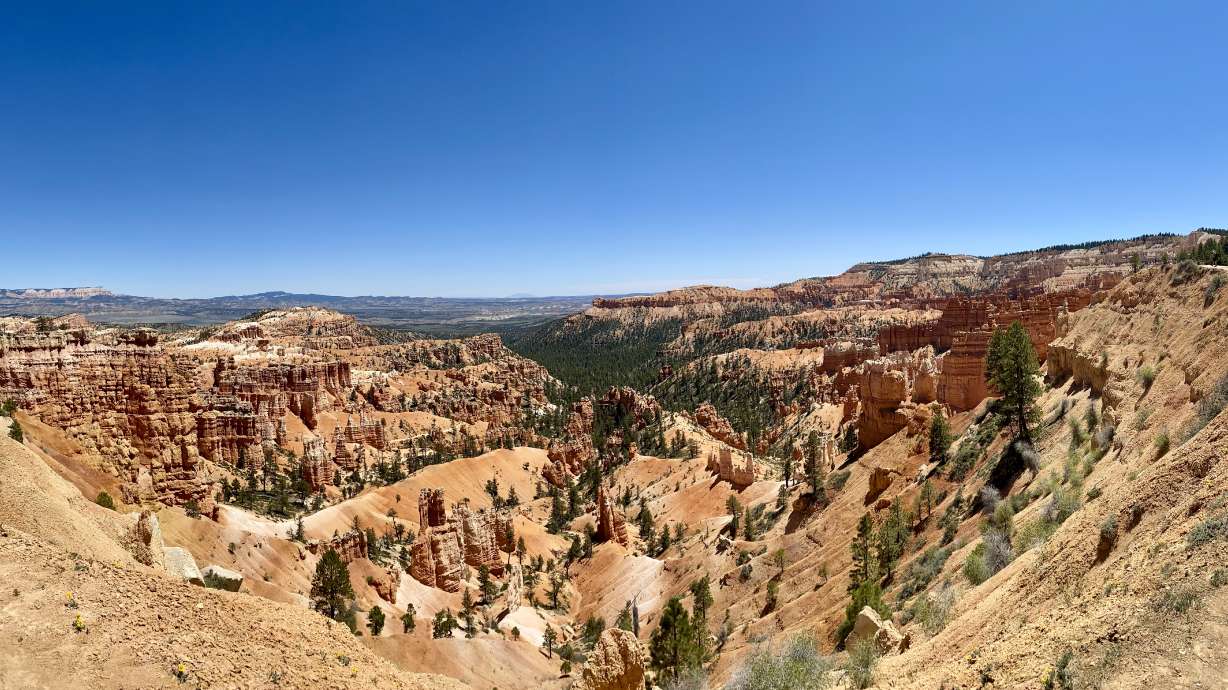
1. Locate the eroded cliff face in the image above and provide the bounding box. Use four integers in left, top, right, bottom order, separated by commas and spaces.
0, 310, 559, 509
0, 327, 232, 506
855, 348, 939, 449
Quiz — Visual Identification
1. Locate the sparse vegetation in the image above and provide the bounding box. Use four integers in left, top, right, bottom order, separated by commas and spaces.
1137, 365, 1157, 391
896, 545, 953, 600
1186, 513, 1228, 549
725, 633, 834, 690
1181, 372, 1228, 442
908, 585, 956, 636
828, 469, 851, 492
1152, 584, 1201, 615
1153, 431, 1170, 457
843, 638, 879, 689
95, 491, 116, 510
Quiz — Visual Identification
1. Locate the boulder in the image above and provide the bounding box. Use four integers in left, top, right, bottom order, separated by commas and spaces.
201, 564, 244, 592
867, 466, 894, 500
162, 546, 204, 586
844, 606, 909, 655
571, 628, 647, 690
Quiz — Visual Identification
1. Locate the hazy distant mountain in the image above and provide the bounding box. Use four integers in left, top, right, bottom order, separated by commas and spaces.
0, 288, 614, 334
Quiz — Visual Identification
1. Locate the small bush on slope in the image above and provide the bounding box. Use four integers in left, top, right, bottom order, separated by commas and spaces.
908, 585, 956, 636
843, 639, 879, 689
1181, 372, 1228, 442
724, 634, 833, 690
1187, 513, 1228, 549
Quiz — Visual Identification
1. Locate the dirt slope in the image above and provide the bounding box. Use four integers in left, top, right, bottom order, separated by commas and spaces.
0, 422, 468, 690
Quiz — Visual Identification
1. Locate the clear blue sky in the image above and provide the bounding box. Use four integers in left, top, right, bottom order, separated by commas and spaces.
3, 1, 1226, 298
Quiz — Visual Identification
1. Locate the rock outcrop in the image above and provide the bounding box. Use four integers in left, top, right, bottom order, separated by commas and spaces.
371, 569, 400, 604
211, 307, 378, 349
856, 348, 938, 449
694, 402, 745, 450
0, 327, 233, 507
121, 510, 166, 569
163, 546, 204, 586
409, 489, 510, 592
595, 484, 629, 547
202, 564, 244, 592
571, 628, 648, 690
308, 529, 368, 564
707, 448, 756, 488
844, 606, 910, 655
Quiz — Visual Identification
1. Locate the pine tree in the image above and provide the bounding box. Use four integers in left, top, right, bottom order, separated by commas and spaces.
478, 565, 497, 604
367, 605, 385, 635
616, 601, 634, 632
432, 609, 458, 638
874, 501, 909, 580
688, 576, 713, 663
461, 588, 476, 637
849, 513, 876, 590
401, 604, 416, 632
986, 321, 1042, 439
929, 411, 952, 461
542, 626, 558, 657
309, 549, 354, 621
649, 596, 701, 684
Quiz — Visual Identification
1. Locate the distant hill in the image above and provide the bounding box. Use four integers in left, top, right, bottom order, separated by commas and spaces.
0, 289, 615, 335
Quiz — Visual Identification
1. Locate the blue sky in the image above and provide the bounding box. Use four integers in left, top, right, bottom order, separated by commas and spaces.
3, 1, 1226, 298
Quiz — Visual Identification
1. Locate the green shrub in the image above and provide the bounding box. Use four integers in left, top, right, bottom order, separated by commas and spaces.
1043, 650, 1075, 690
1153, 584, 1201, 614
963, 544, 989, 585
7, 419, 22, 442
1154, 432, 1170, 457
1187, 513, 1228, 549
725, 633, 834, 690
1099, 516, 1118, 543
828, 470, 850, 492
1044, 484, 1082, 524
1171, 258, 1203, 285
1181, 373, 1228, 442
1206, 274, 1226, 306
1068, 418, 1085, 448
1013, 517, 1058, 553
896, 545, 952, 600
1132, 408, 1152, 431
843, 639, 879, 689
1137, 366, 1157, 390
908, 586, 956, 636
95, 491, 116, 510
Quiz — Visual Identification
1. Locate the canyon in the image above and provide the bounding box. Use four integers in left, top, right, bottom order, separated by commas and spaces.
3, 230, 1228, 689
